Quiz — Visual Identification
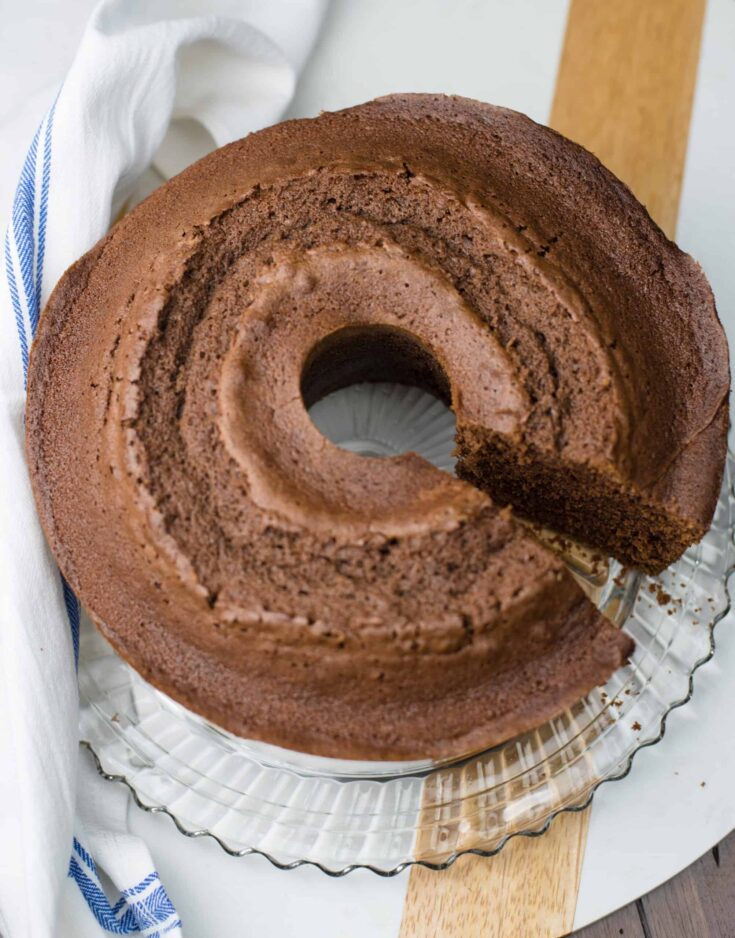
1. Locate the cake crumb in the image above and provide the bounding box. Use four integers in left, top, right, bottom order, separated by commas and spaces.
647, 582, 672, 606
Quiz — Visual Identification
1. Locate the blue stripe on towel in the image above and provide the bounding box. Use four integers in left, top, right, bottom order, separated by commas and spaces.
11, 124, 40, 346
71, 838, 181, 934
63, 575, 81, 668
4, 101, 82, 664
4, 229, 28, 375
34, 109, 54, 327
69, 855, 132, 933
123, 872, 161, 898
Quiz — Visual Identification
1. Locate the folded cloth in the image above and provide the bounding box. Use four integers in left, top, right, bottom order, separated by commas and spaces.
0, 1, 326, 934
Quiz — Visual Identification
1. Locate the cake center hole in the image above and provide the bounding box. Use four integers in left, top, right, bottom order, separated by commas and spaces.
301, 325, 456, 470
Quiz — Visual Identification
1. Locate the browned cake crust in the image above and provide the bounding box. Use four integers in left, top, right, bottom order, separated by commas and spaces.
26, 94, 727, 759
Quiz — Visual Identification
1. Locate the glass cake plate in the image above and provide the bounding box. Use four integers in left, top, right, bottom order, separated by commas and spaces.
79, 383, 735, 874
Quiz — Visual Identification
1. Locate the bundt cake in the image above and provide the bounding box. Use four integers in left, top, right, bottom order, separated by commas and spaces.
26, 95, 728, 759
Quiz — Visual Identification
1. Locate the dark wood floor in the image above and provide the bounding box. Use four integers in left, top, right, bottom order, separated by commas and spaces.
572, 830, 735, 937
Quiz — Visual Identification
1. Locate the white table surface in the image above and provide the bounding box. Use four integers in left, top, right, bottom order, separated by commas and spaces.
3, 1, 735, 934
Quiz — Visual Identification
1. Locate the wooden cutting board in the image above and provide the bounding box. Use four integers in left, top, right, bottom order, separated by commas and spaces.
399, 1, 707, 935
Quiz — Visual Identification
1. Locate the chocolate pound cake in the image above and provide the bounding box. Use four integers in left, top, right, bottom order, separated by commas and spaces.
26, 95, 727, 759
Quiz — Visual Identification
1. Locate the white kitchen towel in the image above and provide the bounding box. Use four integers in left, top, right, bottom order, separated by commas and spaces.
0, 1, 326, 935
